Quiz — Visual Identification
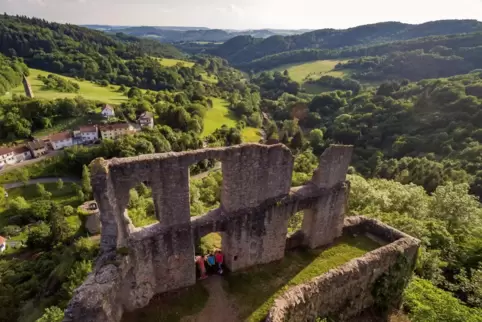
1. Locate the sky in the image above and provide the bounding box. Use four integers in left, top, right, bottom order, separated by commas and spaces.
1, 0, 482, 30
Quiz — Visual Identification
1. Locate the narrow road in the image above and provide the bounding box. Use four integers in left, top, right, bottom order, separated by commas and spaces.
3, 177, 80, 190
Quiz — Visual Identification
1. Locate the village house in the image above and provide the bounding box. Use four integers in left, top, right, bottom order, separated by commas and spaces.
99, 123, 134, 140
73, 125, 99, 144
0, 147, 15, 167
0, 236, 6, 253
27, 139, 48, 158
101, 104, 115, 118
49, 131, 74, 150
13, 146, 33, 163
137, 111, 154, 129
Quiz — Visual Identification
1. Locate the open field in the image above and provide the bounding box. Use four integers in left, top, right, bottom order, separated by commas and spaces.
2, 69, 128, 104
155, 57, 218, 83
202, 98, 262, 142
6, 181, 81, 206
123, 234, 379, 322
157, 58, 195, 68
271, 59, 347, 83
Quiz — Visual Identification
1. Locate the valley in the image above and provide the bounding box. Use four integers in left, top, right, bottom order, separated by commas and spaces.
0, 11, 481, 322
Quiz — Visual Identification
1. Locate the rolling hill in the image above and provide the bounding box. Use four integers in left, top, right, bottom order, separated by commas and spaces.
212, 19, 482, 65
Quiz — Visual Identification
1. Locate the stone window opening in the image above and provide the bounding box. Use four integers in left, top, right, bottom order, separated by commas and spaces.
126, 182, 155, 228
194, 231, 227, 278
189, 158, 222, 218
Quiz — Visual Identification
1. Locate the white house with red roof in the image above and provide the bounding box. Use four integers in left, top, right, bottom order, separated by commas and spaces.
49, 131, 74, 150
101, 104, 115, 118
0, 147, 15, 167
0, 236, 6, 253
78, 125, 99, 143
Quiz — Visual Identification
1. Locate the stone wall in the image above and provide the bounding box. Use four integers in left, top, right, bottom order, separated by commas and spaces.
64, 143, 365, 322
265, 216, 421, 322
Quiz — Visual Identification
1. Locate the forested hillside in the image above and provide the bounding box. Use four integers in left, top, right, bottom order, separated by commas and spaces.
0, 54, 28, 95
212, 19, 482, 65
0, 15, 193, 90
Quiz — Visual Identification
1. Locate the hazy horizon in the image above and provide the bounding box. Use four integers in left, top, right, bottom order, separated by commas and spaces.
1, 0, 482, 30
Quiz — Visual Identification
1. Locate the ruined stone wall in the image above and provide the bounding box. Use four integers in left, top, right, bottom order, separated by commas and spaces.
64, 144, 355, 322
266, 216, 421, 322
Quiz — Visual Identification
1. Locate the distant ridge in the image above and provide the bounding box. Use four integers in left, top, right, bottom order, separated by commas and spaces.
211, 19, 482, 64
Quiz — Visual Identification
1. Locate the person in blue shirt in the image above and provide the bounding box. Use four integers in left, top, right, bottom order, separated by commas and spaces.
206, 253, 216, 274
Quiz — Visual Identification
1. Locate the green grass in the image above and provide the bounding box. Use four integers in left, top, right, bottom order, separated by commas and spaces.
121, 283, 209, 322
0, 157, 67, 184
32, 114, 105, 138
157, 58, 195, 68
223, 235, 379, 321
271, 60, 347, 83
6, 182, 80, 206
202, 98, 262, 143
2, 69, 128, 104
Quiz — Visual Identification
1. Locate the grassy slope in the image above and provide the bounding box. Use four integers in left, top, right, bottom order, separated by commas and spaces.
224, 235, 379, 321
157, 58, 195, 68
270, 59, 348, 94
202, 97, 262, 142
3, 69, 128, 104
271, 60, 347, 83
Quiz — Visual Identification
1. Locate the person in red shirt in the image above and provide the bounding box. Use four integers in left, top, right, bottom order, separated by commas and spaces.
215, 250, 224, 274
196, 255, 207, 279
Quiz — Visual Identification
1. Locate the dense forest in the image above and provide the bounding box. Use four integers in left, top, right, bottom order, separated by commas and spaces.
0, 15, 204, 90
0, 54, 28, 95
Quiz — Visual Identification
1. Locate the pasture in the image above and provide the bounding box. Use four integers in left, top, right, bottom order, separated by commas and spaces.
3, 69, 128, 104
202, 98, 262, 143
271, 59, 347, 83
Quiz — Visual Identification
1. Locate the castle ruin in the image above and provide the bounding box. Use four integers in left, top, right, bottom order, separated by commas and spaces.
64, 144, 419, 322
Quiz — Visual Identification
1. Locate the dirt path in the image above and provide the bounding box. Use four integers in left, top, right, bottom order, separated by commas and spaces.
182, 276, 240, 322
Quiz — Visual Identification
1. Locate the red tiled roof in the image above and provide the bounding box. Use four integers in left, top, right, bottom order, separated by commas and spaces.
79, 125, 98, 133
0, 236, 6, 245
99, 123, 130, 131
49, 131, 72, 142
0, 147, 13, 156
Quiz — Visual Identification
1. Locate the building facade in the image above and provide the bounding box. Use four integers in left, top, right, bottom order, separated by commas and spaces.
0, 147, 15, 167
50, 132, 74, 150
137, 112, 154, 129
27, 140, 48, 158
13, 146, 33, 163
101, 105, 115, 118
99, 123, 133, 140
78, 125, 99, 143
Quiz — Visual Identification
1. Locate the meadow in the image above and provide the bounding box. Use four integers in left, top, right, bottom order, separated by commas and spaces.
270, 59, 347, 83
202, 97, 262, 142
3, 69, 128, 104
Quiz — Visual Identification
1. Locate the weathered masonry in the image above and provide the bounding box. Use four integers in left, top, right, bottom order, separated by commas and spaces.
63, 143, 417, 322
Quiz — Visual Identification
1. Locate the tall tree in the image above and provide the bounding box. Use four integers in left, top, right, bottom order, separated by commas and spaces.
81, 165, 92, 199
